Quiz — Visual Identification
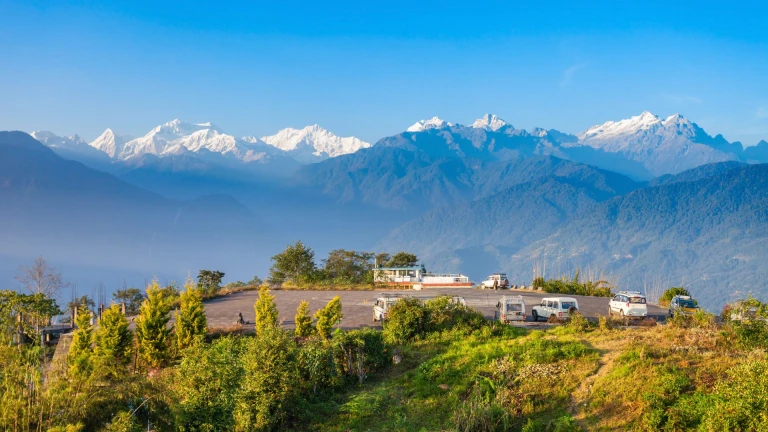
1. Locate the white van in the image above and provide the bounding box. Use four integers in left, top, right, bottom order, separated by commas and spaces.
609, 291, 648, 320
531, 297, 579, 321
494, 295, 526, 323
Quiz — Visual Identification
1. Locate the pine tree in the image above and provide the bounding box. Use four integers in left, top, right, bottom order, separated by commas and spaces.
94, 304, 132, 363
294, 300, 314, 337
254, 286, 279, 336
314, 296, 343, 339
68, 304, 94, 374
176, 279, 207, 350
135, 281, 171, 368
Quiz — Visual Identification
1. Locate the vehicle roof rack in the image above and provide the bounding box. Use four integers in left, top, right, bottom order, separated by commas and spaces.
617, 290, 644, 296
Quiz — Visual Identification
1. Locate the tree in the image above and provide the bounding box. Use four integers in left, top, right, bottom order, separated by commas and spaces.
176, 280, 207, 350
268, 241, 316, 285
254, 287, 279, 336
94, 304, 132, 363
247, 275, 263, 287
16, 255, 68, 298
112, 288, 144, 316
135, 281, 172, 368
387, 252, 419, 268
0, 290, 60, 344
197, 270, 225, 294
294, 301, 314, 337
69, 305, 94, 373
375, 252, 391, 267
660, 287, 692, 306
323, 249, 375, 283
314, 296, 343, 339
64, 295, 95, 322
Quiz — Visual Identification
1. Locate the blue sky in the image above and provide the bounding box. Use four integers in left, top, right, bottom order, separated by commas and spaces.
1, 0, 767, 145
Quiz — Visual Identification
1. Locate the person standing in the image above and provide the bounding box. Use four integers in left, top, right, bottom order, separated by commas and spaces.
494, 278, 498, 291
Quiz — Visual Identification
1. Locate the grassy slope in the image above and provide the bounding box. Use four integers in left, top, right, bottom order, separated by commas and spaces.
309, 319, 768, 431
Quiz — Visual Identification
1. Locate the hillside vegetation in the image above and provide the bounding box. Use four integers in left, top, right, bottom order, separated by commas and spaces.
3, 283, 768, 431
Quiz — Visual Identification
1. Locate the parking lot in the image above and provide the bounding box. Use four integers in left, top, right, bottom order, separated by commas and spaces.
203, 288, 668, 330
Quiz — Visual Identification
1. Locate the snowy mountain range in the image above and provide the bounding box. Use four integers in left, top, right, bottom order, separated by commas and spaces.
29, 111, 766, 178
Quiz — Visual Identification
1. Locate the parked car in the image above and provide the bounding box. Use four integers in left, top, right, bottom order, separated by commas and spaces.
372, 296, 403, 322
450, 296, 467, 307
668, 295, 699, 317
531, 297, 579, 321
480, 273, 510, 289
609, 291, 648, 320
494, 295, 526, 323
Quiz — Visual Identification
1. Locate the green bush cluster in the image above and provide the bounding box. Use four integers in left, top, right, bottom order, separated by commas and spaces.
383, 296, 486, 344
531, 273, 613, 297
659, 286, 691, 306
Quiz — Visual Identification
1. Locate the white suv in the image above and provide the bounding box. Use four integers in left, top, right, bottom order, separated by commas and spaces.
531, 297, 579, 321
372, 296, 403, 322
609, 291, 648, 320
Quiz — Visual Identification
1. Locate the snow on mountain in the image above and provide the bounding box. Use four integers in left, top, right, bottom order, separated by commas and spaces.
256, 124, 371, 164
89, 128, 133, 158
407, 116, 453, 132
30, 131, 90, 151
472, 114, 510, 131
574, 111, 739, 175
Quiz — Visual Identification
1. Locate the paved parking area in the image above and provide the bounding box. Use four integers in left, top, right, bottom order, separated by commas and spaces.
203, 288, 668, 330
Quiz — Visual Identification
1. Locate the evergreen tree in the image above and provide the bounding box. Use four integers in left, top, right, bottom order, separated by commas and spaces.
314, 296, 343, 339
176, 280, 207, 350
94, 304, 132, 363
68, 304, 94, 374
254, 286, 279, 336
135, 281, 171, 368
294, 301, 314, 337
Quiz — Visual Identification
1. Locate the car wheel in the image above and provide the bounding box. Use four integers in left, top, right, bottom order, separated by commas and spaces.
532, 310, 539, 322
373, 311, 377, 322
608, 307, 613, 316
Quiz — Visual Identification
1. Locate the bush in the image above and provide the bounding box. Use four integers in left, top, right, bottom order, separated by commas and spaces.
315, 296, 343, 339
383, 297, 427, 344
534, 273, 613, 298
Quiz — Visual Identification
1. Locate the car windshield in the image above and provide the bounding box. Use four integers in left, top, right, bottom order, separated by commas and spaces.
629, 297, 646, 304
561, 301, 576, 309
679, 300, 697, 308
506, 303, 522, 312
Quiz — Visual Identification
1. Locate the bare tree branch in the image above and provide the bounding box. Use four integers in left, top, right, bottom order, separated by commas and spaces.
15, 255, 69, 299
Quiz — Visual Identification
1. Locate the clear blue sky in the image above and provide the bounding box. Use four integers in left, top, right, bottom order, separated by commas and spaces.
1, 0, 767, 145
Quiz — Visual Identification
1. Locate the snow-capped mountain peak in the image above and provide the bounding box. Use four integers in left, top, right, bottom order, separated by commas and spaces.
577, 111, 664, 141
259, 124, 371, 164
407, 116, 453, 132
89, 128, 133, 158
472, 114, 510, 131
30, 131, 88, 150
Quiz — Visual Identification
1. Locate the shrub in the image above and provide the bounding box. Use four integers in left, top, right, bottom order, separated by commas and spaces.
135, 281, 172, 368
94, 304, 132, 363
314, 296, 343, 339
175, 280, 207, 350
336, 328, 391, 383
701, 360, 768, 430
565, 312, 591, 332
254, 286, 279, 336
535, 273, 613, 298
294, 301, 314, 337
383, 297, 427, 344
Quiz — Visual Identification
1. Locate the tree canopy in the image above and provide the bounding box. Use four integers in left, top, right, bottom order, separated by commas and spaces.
268, 241, 317, 285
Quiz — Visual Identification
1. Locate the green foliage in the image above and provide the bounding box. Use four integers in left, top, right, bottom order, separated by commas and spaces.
135, 281, 172, 368
386, 251, 419, 267
269, 241, 317, 285
63, 295, 95, 322
323, 249, 375, 284
175, 280, 207, 350
294, 300, 314, 337
112, 288, 144, 316
700, 360, 768, 430
534, 273, 613, 297
254, 286, 279, 336
383, 297, 427, 344
171, 336, 245, 431
198, 269, 225, 294
336, 328, 391, 383
659, 286, 691, 306
314, 296, 343, 339
0, 290, 61, 343
298, 338, 343, 394
94, 304, 132, 363
102, 411, 142, 432
248, 275, 264, 286
69, 305, 94, 374
235, 327, 301, 431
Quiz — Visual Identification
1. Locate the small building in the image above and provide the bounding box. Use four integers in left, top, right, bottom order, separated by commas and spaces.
374, 265, 426, 284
